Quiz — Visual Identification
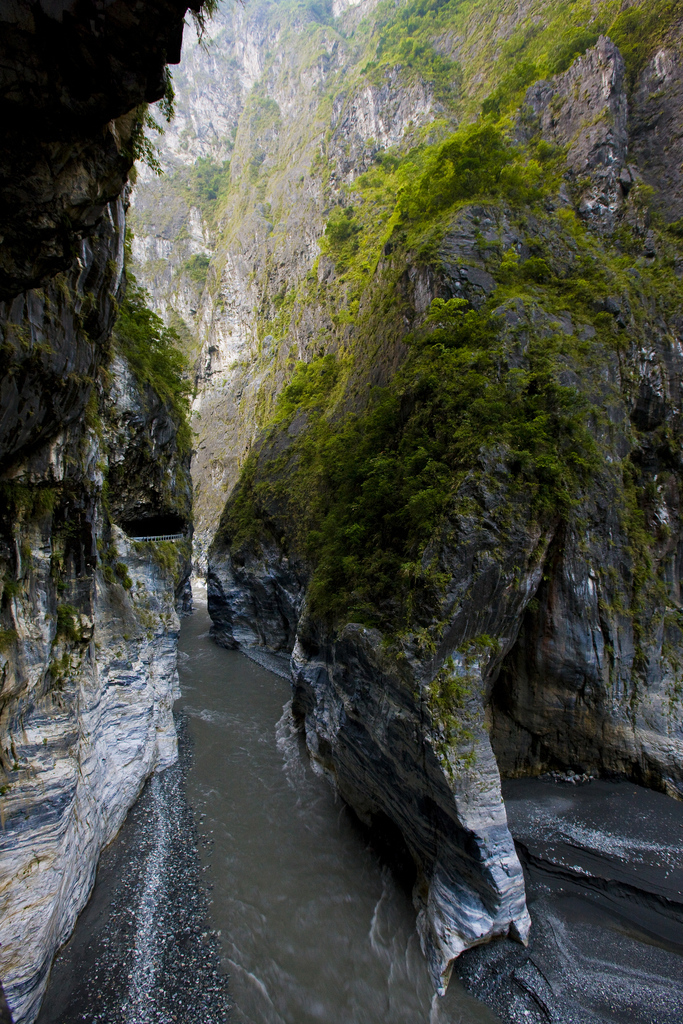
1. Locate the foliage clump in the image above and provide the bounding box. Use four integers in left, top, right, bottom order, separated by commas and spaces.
56, 605, 84, 643
187, 157, 231, 218
547, 29, 600, 75
0, 629, 17, 654
133, 538, 191, 584
0, 484, 57, 521
113, 284, 193, 453
224, 283, 599, 631
212, 0, 683, 659
426, 652, 480, 774
273, 354, 342, 421
184, 253, 212, 288
610, 0, 682, 89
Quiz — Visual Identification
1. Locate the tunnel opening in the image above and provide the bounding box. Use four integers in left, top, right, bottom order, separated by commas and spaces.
121, 514, 187, 538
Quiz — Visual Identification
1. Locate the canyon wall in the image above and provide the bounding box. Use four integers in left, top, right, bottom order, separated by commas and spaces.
132, 0, 683, 998
0, 3, 201, 1020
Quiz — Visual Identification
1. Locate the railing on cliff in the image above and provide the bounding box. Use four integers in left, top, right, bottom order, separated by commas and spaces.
130, 533, 186, 542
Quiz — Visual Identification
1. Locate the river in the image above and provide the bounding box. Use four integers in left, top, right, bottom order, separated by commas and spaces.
39, 599, 683, 1024
38, 598, 500, 1024
173, 600, 500, 1024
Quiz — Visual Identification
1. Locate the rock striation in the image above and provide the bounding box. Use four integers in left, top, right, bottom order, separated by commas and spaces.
290, 620, 532, 991
523, 36, 630, 230
0, 2, 202, 1021
0, 208, 192, 1020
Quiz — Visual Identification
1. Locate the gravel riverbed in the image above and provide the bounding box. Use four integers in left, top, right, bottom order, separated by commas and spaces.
36, 712, 230, 1024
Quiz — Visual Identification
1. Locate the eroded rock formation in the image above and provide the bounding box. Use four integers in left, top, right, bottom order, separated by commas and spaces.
0, 3, 201, 1021
0, 0, 207, 299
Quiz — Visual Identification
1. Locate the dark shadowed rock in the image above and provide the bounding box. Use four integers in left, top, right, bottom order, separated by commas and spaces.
0, 0, 204, 299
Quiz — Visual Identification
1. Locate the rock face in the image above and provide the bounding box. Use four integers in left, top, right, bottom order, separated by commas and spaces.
0, 0, 205, 298
130, 0, 443, 570
490, 468, 683, 799
524, 37, 630, 230
630, 43, 683, 224
485, 38, 683, 799
290, 622, 531, 991
0, 209, 192, 1022
196, 1, 683, 997
0, 202, 125, 474
0, 3, 200, 1021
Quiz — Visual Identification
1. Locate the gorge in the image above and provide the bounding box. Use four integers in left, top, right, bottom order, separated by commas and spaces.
2, 0, 683, 1022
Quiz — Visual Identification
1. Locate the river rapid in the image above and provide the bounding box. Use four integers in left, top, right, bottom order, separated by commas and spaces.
38, 598, 500, 1024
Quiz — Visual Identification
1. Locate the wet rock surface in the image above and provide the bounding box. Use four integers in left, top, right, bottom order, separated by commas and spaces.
290, 620, 532, 994
0, 3, 199, 1011
36, 712, 229, 1024
457, 778, 683, 1023
0, 329, 192, 1024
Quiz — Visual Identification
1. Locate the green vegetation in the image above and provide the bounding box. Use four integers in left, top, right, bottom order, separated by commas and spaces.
113, 283, 193, 453
325, 208, 362, 250
129, 77, 176, 177
426, 649, 489, 774
173, 0, 683, 698
364, 0, 461, 102
0, 628, 17, 654
187, 157, 231, 218
219, 4, 683, 646
191, 0, 221, 41
271, 354, 344, 422
610, 0, 682, 89
314, 117, 565, 306
56, 605, 83, 643
49, 650, 71, 689
224, 280, 599, 631
397, 122, 553, 221
547, 29, 600, 74
184, 253, 212, 288
0, 484, 57, 520
1, 579, 23, 604
102, 559, 133, 590
133, 537, 192, 585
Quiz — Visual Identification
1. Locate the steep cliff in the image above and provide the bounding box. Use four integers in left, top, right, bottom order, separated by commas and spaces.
130, 0, 683, 1002
0, 0, 208, 299
0, 3, 203, 1021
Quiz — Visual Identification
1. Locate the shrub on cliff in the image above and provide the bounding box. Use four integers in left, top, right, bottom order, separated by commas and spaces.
113, 285, 192, 453
222, 286, 599, 632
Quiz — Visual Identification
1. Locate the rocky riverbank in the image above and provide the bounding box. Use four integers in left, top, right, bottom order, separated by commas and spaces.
36, 711, 229, 1024
457, 776, 683, 1023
